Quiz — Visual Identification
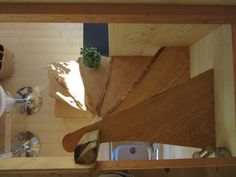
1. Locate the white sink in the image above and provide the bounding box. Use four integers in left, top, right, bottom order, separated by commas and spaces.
112, 143, 153, 160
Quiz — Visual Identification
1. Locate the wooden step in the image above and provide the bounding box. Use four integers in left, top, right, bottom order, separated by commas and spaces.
111, 47, 190, 116
48, 57, 112, 115
78, 56, 112, 115
63, 70, 215, 152
98, 55, 156, 117
54, 100, 93, 119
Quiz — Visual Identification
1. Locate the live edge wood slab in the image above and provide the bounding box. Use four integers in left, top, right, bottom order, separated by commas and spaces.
63, 70, 215, 152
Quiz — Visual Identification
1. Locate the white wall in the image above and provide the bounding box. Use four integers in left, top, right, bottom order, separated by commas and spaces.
190, 25, 236, 155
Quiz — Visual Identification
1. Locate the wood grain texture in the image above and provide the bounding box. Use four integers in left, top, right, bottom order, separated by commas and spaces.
112, 47, 189, 115
109, 24, 219, 56
1, 0, 236, 5
232, 23, 236, 127
99, 56, 154, 117
0, 117, 5, 152
54, 100, 93, 119
63, 70, 215, 152
78, 57, 111, 115
49, 60, 88, 111
0, 157, 236, 173
0, 23, 91, 156
48, 72, 72, 102
49, 57, 111, 115
97, 158, 236, 171
1, 4, 236, 23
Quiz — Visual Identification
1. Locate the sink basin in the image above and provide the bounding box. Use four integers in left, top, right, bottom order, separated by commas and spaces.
112, 143, 152, 160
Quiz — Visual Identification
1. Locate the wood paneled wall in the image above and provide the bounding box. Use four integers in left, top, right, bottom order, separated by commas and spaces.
190, 25, 236, 156
0, 23, 93, 156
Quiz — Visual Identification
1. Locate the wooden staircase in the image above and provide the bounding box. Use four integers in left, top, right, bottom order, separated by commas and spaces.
48, 47, 215, 152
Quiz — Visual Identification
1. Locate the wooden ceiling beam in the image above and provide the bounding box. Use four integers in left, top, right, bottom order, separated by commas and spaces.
0, 3, 236, 23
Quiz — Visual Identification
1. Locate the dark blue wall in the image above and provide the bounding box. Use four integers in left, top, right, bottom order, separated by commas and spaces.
83, 23, 109, 56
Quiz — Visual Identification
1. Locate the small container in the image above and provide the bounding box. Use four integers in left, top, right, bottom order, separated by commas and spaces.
0, 44, 14, 80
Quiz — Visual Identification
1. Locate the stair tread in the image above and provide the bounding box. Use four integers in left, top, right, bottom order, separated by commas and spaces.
49, 57, 111, 116
111, 47, 190, 115
98, 56, 154, 117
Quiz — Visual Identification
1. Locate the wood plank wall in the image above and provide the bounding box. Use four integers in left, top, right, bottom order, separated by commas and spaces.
190, 25, 236, 156
0, 23, 93, 156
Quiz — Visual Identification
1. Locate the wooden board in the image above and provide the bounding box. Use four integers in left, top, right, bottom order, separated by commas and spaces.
97, 158, 236, 171
232, 23, 236, 127
112, 47, 189, 115
63, 70, 215, 152
49, 60, 88, 111
109, 24, 219, 56
78, 57, 111, 114
0, 117, 5, 152
48, 72, 72, 102
49, 58, 111, 115
0, 157, 236, 173
190, 25, 236, 156
99, 56, 155, 117
1, 0, 236, 5
1, 4, 236, 23
0, 23, 93, 156
54, 100, 93, 119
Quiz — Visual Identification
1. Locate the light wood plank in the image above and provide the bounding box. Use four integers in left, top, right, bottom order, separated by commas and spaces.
109, 24, 219, 56
112, 47, 189, 115
0, 23, 87, 156
63, 70, 215, 152
0, 157, 93, 171
99, 56, 154, 117
0, 157, 236, 172
55, 100, 93, 119
0, 116, 5, 152
78, 57, 112, 115
1, 0, 236, 5
97, 158, 236, 171
232, 23, 236, 127
1, 4, 236, 23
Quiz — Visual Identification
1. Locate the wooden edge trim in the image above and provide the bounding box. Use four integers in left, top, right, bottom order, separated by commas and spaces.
232, 24, 236, 127
0, 157, 236, 173
96, 158, 236, 170
0, 3, 236, 23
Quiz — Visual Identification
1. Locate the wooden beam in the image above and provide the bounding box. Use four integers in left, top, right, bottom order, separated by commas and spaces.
232, 23, 236, 127
0, 3, 236, 23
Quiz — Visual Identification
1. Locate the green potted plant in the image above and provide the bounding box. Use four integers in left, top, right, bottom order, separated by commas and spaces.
80, 47, 101, 69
